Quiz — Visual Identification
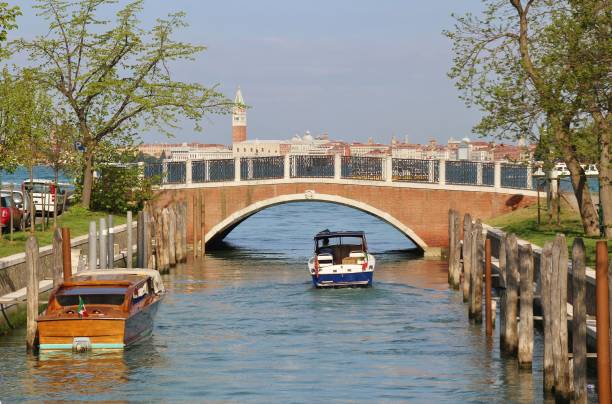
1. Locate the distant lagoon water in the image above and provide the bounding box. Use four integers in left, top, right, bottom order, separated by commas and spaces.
0, 166, 73, 187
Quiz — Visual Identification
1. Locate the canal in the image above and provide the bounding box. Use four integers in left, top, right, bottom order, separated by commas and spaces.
0, 202, 597, 402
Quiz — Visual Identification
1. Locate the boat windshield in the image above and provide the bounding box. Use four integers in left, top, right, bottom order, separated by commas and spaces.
317, 236, 364, 250
56, 287, 127, 306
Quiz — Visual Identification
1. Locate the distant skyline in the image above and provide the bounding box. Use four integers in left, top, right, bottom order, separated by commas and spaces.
13, 1, 487, 145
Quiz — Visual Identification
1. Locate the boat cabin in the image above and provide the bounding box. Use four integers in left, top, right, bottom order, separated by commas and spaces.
314, 230, 368, 266
43, 271, 164, 319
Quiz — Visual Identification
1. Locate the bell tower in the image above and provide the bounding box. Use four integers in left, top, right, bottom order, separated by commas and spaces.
232, 87, 247, 143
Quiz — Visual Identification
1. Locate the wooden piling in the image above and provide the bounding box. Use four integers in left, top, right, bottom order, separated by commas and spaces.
485, 239, 492, 336
518, 244, 534, 368
137, 211, 145, 268
99, 218, 107, 269
462, 213, 473, 303
541, 241, 555, 393
448, 209, 461, 289
572, 238, 587, 404
88, 221, 97, 270
167, 207, 177, 267
107, 215, 114, 269
201, 193, 206, 257
503, 233, 519, 356
192, 194, 198, 259
179, 202, 187, 262
61, 228, 72, 280
52, 228, 63, 288
552, 234, 570, 401
25, 236, 39, 352
469, 220, 483, 323
499, 233, 508, 347
596, 240, 611, 404
145, 208, 155, 270
126, 211, 133, 269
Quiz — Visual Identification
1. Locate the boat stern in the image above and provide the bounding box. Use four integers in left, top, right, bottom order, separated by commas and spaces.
37, 318, 126, 350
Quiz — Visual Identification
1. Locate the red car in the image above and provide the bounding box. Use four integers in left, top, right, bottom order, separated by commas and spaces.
1, 195, 24, 231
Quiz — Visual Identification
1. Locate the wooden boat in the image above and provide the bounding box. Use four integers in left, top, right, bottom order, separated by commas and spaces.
307, 230, 376, 288
37, 269, 165, 351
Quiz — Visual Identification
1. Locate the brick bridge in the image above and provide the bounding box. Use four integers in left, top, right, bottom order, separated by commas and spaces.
147, 155, 538, 256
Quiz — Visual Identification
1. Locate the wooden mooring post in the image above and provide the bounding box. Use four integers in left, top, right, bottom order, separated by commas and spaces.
462, 213, 473, 303
447, 209, 460, 289
137, 211, 145, 268
572, 238, 587, 404
52, 228, 63, 288
498, 234, 508, 346
61, 228, 72, 280
552, 234, 570, 401
485, 238, 492, 336
502, 233, 519, 356
88, 220, 97, 270
469, 220, 483, 323
541, 241, 555, 393
596, 240, 611, 404
127, 211, 133, 269
518, 244, 534, 368
25, 236, 39, 352
99, 217, 107, 269
107, 215, 114, 269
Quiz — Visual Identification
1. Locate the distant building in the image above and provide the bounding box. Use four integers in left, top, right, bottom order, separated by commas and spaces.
232, 139, 291, 157
232, 87, 247, 143
138, 143, 231, 159
349, 139, 390, 156
391, 143, 423, 159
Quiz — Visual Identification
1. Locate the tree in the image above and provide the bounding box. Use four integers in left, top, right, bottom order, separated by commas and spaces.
11, 70, 54, 232
15, 0, 233, 208
0, 2, 20, 53
445, 0, 608, 237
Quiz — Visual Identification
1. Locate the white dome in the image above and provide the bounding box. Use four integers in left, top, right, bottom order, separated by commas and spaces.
303, 134, 314, 142
461, 137, 470, 143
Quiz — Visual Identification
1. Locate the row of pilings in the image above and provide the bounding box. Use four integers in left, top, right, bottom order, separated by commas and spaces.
448, 209, 611, 404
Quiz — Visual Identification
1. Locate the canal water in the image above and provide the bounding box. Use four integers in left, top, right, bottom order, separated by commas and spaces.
0, 202, 597, 402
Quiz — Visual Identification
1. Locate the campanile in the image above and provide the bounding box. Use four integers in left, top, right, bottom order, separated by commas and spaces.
232, 87, 247, 143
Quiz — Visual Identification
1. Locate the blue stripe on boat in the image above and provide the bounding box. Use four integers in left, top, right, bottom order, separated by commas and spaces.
312, 271, 373, 287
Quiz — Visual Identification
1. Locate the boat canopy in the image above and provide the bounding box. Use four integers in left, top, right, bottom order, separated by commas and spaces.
75, 269, 165, 294
314, 230, 365, 240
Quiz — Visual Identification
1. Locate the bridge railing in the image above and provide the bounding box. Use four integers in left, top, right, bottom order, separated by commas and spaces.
341, 156, 385, 181
146, 156, 534, 191
392, 158, 438, 183
192, 159, 235, 183
240, 156, 284, 180
290, 155, 335, 178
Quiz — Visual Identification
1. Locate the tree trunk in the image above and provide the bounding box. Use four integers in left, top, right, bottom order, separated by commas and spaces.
81, 149, 94, 209
553, 120, 600, 236
53, 166, 58, 229
563, 155, 599, 236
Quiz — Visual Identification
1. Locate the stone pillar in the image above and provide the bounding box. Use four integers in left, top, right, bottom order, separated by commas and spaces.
477, 162, 483, 186
334, 154, 342, 180
494, 161, 502, 189
162, 160, 168, 185
185, 159, 192, 185
205, 160, 210, 182
438, 159, 446, 186
526, 163, 532, 190
234, 157, 241, 182
385, 156, 393, 183
428, 160, 435, 183
284, 154, 291, 180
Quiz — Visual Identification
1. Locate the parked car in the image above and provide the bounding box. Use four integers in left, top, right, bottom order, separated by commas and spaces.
0, 195, 24, 231
22, 180, 66, 215
0, 189, 32, 228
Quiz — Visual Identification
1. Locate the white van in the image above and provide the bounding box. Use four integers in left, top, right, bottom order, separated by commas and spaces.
22, 180, 65, 215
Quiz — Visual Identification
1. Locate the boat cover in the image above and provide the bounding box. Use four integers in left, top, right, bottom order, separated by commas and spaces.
75, 269, 165, 294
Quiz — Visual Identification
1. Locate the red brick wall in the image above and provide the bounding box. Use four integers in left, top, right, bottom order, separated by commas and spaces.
232, 126, 247, 143
152, 183, 536, 248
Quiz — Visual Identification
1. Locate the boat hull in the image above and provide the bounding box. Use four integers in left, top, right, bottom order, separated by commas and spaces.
38, 298, 162, 350
311, 271, 373, 288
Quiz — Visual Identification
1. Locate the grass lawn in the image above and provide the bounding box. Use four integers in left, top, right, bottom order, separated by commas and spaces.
486, 199, 610, 267
0, 207, 126, 258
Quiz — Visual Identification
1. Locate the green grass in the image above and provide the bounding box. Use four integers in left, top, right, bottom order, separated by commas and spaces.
486, 200, 610, 267
0, 207, 126, 258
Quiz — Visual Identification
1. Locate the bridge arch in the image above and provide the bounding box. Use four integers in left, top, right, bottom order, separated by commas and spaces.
205, 192, 428, 250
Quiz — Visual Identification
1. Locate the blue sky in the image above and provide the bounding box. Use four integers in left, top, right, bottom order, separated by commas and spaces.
13, 1, 485, 145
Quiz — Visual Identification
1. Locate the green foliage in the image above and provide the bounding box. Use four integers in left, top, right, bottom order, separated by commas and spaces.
14, 0, 234, 207
90, 164, 154, 214
0, 2, 20, 49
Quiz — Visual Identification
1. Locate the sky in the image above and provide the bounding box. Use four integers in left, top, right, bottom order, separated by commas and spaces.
12, 0, 486, 146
